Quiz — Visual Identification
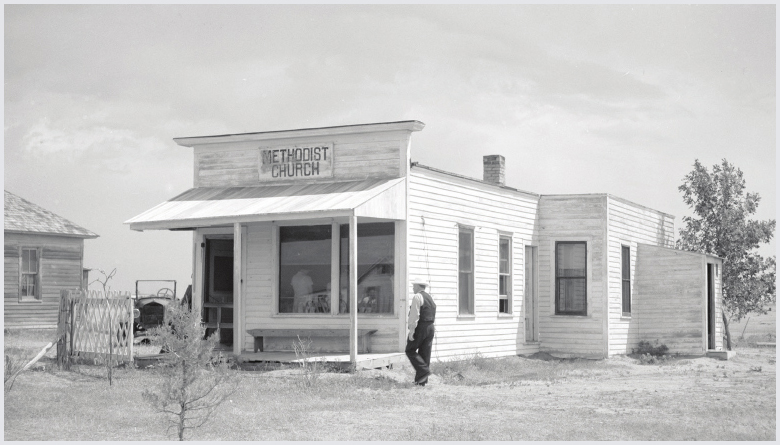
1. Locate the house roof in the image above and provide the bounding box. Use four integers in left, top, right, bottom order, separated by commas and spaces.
125, 178, 407, 231
4, 190, 99, 238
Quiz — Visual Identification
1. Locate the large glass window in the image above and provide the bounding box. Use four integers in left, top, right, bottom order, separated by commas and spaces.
459, 227, 474, 315
499, 236, 511, 313
555, 241, 587, 315
279, 225, 332, 313
20, 247, 40, 301
339, 222, 395, 314
622, 245, 631, 316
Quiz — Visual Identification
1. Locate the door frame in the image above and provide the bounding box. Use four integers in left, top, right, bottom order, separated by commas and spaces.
524, 245, 539, 343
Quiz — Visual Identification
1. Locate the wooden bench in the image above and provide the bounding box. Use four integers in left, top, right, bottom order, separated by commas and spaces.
246, 328, 378, 353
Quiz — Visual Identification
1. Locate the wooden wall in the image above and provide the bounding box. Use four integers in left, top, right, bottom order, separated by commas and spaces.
632, 244, 714, 355
536, 195, 607, 358
193, 131, 410, 188
407, 168, 539, 360
4, 232, 84, 329
606, 196, 675, 355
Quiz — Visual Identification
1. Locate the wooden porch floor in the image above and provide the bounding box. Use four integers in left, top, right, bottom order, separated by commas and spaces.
235, 351, 407, 370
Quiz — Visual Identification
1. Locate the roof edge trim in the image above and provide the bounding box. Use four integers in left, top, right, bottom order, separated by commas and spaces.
174, 120, 425, 147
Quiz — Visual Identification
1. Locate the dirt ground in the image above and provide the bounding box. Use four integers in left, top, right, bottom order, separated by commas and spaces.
4, 320, 776, 441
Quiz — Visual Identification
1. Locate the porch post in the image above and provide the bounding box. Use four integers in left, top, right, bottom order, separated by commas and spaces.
233, 223, 243, 357
349, 213, 358, 364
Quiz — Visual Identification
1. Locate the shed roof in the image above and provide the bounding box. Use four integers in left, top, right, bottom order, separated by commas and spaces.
4, 190, 98, 238
125, 178, 406, 231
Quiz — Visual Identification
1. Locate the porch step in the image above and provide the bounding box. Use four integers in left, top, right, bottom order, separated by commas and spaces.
706, 350, 736, 360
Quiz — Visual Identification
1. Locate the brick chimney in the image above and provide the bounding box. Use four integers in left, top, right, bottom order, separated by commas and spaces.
483, 155, 505, 186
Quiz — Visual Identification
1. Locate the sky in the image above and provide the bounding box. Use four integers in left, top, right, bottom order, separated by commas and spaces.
4, 5, 776, 293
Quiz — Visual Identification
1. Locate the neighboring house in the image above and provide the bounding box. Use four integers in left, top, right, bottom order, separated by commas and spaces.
4, 190, 98, 329
126, 120, 723, 360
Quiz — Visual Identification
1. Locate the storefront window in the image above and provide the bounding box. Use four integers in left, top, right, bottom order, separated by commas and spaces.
339, 222, 395, 314
279, 225, 332, 313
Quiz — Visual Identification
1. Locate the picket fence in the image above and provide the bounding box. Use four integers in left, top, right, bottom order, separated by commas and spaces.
57, 290, 134, 369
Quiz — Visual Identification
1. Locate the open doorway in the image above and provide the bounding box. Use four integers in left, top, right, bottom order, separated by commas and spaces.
203, 237, 234, 349
707, 263, 715, 350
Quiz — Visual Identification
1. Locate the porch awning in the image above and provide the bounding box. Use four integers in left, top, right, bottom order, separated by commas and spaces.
125, 177, 406, 231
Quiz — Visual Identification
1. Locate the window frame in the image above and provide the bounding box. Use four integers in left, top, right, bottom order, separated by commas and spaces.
554, 241, 587, 316
621, 245, 631, 316
19, 246, 42, 302
458, 226, 475, 316
498, 234, 512, 314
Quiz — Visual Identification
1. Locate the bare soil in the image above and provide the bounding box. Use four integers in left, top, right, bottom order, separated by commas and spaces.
4, 331, 775, 441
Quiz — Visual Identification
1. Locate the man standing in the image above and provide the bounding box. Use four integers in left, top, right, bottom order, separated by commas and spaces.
406, 279, 436, 386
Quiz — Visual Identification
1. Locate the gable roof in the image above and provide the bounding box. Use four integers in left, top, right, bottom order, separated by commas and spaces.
4, 190, 98, 238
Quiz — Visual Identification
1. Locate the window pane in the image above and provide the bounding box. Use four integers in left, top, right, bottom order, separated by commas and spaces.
212, 255, 234, 292
499, 275, 509, 296
459, 272, 473, 314
279, 225, 332, 313
622, 246, 630, 279
499, 238, 509, 273
338, 223, 395, 314
622, 281, 631, 313
557, 243, 586, 277
558, 278, 586, 313
459, 231, 472, 272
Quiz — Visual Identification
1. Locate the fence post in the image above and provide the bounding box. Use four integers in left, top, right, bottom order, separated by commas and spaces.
57, 290, 71, 371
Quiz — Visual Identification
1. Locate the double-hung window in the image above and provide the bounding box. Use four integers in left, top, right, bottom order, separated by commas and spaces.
458, 227, 474, 315
20, 247, 41, 301
498, 236, 511, 313
555, 241, 586, 315
622, 245, 631, 316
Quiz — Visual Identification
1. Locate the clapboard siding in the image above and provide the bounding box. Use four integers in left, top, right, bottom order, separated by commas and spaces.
241, 221, 401, 353
536, 195, 607, 358
194, 132, 407, 188
631, 244, 711, 355
4, 232, 84, 328
408, 168, 538, 361
606, 196, 676, 355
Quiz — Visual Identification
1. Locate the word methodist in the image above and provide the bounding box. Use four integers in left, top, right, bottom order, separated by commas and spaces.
259, 143, 334, 181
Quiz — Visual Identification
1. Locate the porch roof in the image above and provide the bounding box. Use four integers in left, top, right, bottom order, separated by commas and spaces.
125, 177, 406, 231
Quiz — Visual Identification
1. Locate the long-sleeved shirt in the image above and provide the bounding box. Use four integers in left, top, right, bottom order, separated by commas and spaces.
407, 292, 424, 340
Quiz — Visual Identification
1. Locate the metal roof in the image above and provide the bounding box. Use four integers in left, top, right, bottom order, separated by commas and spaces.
4, 190, 98, 238
125, 178, 406, 231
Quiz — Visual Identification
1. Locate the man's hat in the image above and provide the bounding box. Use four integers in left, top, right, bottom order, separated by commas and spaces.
410, 279, 429, 288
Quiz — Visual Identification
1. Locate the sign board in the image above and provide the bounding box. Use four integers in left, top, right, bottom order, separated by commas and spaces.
259, 143, 334, 181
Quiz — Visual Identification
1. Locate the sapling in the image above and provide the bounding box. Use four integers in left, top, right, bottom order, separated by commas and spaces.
142, 303, 238, 441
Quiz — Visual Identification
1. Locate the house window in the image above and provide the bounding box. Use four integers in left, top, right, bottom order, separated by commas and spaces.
622, 245, 631, 316
20, 247, 40, 301
498, 236, 511, 313
555, 241, 586, 315
278, 225, 332, 313
339, 222, 395, 314
459, 227, 474, 315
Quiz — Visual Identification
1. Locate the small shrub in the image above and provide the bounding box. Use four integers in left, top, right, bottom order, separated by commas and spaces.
636, 353, 672, 365
632, 340, 669, 357
292, 336, 323, 390
4, 353, 28, 392
141, 304, 239, 441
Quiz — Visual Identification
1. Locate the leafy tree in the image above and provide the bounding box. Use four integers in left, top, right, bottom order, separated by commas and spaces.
142, 303, 238, 441
676, 159, 776, 350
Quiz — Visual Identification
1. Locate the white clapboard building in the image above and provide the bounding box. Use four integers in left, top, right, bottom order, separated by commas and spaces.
127, 121, 724, 364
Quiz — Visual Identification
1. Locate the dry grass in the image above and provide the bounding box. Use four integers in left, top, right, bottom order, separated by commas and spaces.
4, 329, 776, 441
